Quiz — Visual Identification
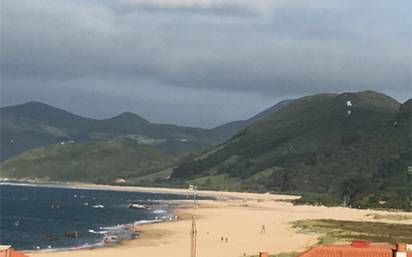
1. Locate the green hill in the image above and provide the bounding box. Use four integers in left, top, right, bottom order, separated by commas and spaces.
0, 140, 179, 184
171, 91, 411, 209
0, 102, 209, 161
1, 100, 291, 161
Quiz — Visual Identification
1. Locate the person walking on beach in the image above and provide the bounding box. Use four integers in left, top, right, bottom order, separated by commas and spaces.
260, 225, 266, 234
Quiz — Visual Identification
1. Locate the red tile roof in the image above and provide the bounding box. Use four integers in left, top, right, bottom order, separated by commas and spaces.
297, 242, 412, 257
10, 249, 30, 257
0, 248, 30, 257
298, 245, 392, 257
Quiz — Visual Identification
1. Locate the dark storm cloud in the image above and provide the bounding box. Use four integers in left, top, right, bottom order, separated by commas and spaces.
1, 0, 411, 127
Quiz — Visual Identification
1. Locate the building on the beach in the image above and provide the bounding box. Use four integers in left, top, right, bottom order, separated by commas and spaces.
114, 178, 126, 184
295, 241, 412, 257
0, 245, 30, 257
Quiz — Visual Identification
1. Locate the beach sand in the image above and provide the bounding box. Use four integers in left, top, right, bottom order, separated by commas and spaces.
28, 185, 412, 257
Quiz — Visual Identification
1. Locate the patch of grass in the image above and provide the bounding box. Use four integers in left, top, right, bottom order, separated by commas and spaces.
127, 167, 174, 186
188, 174, 243, 191
292, 219, 412, 245
293, 192, 341, 207
271, 253, 299, 257
366, 214, 412, 221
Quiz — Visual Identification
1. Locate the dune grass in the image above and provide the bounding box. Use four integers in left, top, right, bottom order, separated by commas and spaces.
292, 219, 412, 245
365, 213, 412, 221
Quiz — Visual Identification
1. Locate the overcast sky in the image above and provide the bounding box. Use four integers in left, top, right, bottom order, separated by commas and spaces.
1, 0, 411, 128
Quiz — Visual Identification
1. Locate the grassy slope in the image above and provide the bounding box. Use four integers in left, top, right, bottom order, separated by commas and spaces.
171, 91, 411, 208
0, 140, 180, 184
295, 99, 411, 208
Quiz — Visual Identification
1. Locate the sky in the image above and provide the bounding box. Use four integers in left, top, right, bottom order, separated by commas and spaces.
1, 0, 411, 128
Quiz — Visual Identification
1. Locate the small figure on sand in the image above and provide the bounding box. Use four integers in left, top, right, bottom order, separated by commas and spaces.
225, 237, 229, 243
221, 236, 224, 242
260, 225, 266, 234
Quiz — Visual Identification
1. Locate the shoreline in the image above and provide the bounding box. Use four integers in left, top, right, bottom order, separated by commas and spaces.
22, 216, 177, 254
0, 180, 301, 201
12, 182, 410, 257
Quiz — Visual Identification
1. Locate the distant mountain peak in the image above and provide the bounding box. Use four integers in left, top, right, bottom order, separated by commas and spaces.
110, 111, 150, 124
5, 101, 58, 110
1, 101, 88, 121
397, 99, 412, 120
23, 101, 48, 106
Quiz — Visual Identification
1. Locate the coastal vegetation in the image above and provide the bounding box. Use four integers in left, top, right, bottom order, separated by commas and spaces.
365, 213, 412, 221
292, 219, 412, 244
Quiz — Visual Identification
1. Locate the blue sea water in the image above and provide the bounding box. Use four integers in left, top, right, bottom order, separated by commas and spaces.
0, 183, 194, 251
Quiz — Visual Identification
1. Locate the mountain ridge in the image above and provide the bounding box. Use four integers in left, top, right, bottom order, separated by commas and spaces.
0, 99, 292, 160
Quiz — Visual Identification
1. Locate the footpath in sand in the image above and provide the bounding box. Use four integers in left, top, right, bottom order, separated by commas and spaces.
29, 187, 412, 257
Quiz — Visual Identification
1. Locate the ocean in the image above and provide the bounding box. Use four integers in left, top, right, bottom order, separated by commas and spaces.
0, 183, 195, 251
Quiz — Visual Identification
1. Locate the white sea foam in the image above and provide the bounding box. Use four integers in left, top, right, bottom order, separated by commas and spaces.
88, 229, 107, 234
133, 219, 160, 225
31, 241, 105, 253
152, 209, 167, 214
100, 224, 127, 230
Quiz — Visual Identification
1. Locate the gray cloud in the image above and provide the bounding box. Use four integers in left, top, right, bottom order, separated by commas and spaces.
1, 0, 411, 127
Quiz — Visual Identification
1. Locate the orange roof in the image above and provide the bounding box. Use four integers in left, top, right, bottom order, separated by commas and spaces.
298, 245, 392, 257
11, 249, 30, 257
297, 242, 412, 257
1, 249, 31, 257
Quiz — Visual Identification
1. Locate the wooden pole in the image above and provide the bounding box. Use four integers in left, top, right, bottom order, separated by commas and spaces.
190, 216, 197, 257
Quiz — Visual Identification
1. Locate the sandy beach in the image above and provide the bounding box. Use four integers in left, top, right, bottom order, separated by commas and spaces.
27, 184, 412, 257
